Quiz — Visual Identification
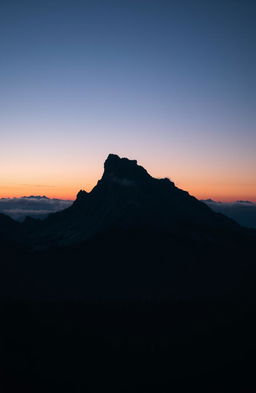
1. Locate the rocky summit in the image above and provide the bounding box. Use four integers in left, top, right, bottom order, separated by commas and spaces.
18, 153, 241, 248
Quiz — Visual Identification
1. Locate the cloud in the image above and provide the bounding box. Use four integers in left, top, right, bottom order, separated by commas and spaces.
235, 200, 254, 205
0, 196, 73, 221
2, 195, 256, 228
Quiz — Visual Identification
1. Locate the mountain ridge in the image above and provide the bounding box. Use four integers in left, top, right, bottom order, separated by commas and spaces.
0, 154, 255, 301
20, 153, 243, 248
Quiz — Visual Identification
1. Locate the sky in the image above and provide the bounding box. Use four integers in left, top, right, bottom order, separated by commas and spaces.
1, 0, 255, 201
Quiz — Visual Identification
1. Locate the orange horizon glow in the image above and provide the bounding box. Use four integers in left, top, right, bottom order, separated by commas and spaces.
1, 150, 255, 203
1, 178, 255, 203
1, 2, 255, 210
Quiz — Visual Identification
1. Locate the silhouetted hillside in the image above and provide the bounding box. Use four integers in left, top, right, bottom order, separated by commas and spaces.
0, 154, 256, 392
22, 154, 242, 248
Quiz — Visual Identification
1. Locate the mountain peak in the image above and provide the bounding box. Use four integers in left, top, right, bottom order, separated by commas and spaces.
76, 190, 88, 200
102, 154, 151, 183
23, 153, 243, 249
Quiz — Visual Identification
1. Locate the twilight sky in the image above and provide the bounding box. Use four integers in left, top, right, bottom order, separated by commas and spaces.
1, 0, 255, 201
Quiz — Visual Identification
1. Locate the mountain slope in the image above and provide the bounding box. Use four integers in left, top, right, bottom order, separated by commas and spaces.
1, 155, 256, 392
26, 154, 240, 247
1, 154, 254, 300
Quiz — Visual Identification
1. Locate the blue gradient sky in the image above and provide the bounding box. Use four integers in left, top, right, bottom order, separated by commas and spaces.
1, 0, 255, 200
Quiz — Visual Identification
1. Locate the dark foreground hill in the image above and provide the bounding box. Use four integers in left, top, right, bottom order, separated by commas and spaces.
0, 154, 256, 392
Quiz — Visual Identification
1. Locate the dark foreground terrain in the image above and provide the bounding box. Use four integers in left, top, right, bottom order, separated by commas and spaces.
0, 154, 255, 392
1, 233, 256, 392
1, 297, 256, 392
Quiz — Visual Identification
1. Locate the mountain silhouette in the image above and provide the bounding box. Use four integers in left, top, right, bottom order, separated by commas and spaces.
25, 153, 241, 247
1, 155, 256, 392
0, 152, 250, 300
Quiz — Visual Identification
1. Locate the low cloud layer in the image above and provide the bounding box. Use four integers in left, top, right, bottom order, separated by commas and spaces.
0, 196, 73, 221
1, 196, 255, 228
201, 200, 256, 228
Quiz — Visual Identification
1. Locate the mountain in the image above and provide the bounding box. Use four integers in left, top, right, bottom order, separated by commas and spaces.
1, 155, 256, 392
0, 153, 252, 300
25, 154, 241, 248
